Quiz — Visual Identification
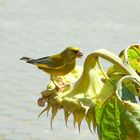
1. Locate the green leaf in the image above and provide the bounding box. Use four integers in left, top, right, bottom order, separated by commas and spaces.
96, 97, 140, 140
119, 45, 140, 75
117, 100, 140, 140
95, 96, 122, 140
96, 81, 140, 140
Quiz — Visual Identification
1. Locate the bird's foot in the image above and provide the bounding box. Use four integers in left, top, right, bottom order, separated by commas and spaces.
52, 76, 72, 92
56, 77, 66, 86
55, 83, 71, 92
55, 86, 63, 92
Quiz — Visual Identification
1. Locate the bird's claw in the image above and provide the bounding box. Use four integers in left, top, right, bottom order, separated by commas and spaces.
55, 83, 71, 92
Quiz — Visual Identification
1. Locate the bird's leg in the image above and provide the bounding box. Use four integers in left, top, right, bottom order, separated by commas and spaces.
56, 77, 66, 85
51, 76, 71, 92
56, 77, 71, 90
51, 76, 64, 92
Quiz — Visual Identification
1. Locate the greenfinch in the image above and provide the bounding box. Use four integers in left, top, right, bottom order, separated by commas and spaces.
20, 47, 83, 90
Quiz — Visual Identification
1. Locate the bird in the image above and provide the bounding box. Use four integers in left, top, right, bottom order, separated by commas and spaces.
20, 46, 83, 91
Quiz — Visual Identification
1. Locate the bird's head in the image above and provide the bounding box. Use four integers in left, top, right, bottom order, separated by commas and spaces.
62, 47, 83, 60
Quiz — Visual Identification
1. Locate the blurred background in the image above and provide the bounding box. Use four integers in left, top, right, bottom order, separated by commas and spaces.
0, 0, 140, 139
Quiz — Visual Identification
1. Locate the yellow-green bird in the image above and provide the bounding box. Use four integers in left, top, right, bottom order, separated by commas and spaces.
20, 47, 83, 90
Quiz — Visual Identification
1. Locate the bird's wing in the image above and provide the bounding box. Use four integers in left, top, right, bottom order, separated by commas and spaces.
35, 55, 66, 69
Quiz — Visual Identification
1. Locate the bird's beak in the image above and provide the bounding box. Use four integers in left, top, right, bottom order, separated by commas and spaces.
77, 51, 83, 58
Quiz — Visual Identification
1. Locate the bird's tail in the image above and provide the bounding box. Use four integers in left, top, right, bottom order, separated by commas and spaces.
20, 57, 37, 64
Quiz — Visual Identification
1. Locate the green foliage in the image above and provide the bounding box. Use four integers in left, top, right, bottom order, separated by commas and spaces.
96, 86, 140, 140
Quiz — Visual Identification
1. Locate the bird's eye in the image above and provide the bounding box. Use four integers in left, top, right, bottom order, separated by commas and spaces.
73, 50, 79, 53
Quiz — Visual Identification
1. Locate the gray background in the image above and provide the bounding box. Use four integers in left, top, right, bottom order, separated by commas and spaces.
0, 0, 140, 140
